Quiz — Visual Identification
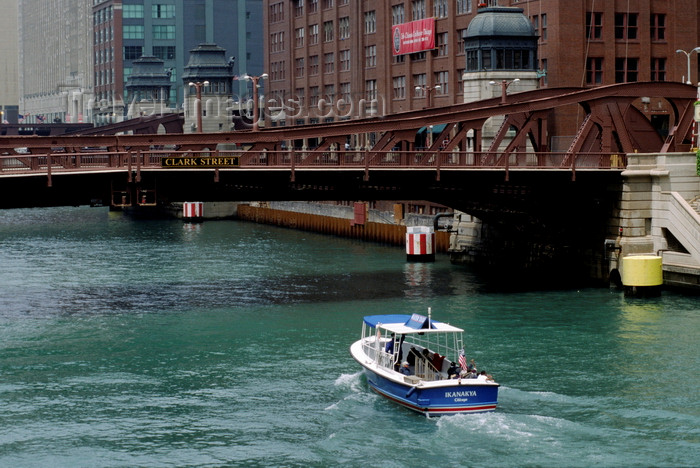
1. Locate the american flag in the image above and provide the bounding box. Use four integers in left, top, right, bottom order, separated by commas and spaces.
458, 348, 468, 370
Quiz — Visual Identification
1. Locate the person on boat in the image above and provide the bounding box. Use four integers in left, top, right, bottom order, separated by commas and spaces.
385, 333, 395, 354
476, 370, 494, 382
447, 361, 460, 379
399, 361, 411, 375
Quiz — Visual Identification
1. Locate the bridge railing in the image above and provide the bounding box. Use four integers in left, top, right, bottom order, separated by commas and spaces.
0, 149, 627, 176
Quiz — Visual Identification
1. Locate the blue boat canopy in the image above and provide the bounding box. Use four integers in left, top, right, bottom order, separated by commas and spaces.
363, 313, 462, 334
363, 314, 412, 328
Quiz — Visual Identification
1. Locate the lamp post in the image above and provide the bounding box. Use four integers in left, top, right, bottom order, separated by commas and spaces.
676, 47, 700, 84
241, 73, 268, 130
489, 78, 520, 105
414, 84, 441, 108
188, 80, 209, 133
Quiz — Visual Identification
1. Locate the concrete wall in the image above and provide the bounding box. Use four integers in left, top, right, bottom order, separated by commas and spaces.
614, 152, 700, 289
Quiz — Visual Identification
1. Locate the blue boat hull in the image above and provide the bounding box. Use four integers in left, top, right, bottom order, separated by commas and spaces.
363, 368, 498, 416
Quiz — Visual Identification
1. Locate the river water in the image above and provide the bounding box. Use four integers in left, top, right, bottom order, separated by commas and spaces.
0, 206, 697, 467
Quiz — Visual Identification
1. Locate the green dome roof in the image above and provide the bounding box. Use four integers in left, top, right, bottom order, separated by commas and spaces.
466, 7, 536, 38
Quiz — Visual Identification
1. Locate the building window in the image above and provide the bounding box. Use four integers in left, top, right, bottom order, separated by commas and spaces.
270, 32, 285, 53
366, 80, 377, 101
365, 45, 376, 68
650, 14, 665, 42
393, 76, 406, 99
339, 17, 350, 40
310, 86, 319, 106
340, 49, 350, 71
615, 13, 638, 40
295, 27, 305, 48
123, 25, 144, 39
466, 50, 478, 70
309, 55, 319, 75
322, 0, 333, 9
412, 0, 426, 20
309, 24, 319, 44
340, 82, 351, 103
615, 57, 638, 82
434, 0, 447, 18
456, 0, 469, 15
586, 12, 603, 40
153, 25, 175, 40
294, 88, 305, 107
651, 58, 666, 81
323, 21, 334, 42
269, 2, 284, 23
123, 4, 144, 18
456, 69, 464, 94
586, 57, 603, 84
153, 46, 175, 60
324, 52, 335, 73
124, 45, 143, 60
413, 73, 426, 92
392, 5, 405, 25
152, 4, 175, 18
435, 71, 448, 94
541, 14, 547, 40
294, 0, 304, 17
324, 84, 335, 102
457, 29, 467, 55
309, 0, 318, 14
364, 11, 376, 34
295, 57, 305, 77
437, 32, 448, 56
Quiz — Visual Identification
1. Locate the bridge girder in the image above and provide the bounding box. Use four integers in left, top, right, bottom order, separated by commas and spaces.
0, 82, 695, 159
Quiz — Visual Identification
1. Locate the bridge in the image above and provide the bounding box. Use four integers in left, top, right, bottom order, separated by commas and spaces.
2, 82, 699, 288
0, 82, 695, 208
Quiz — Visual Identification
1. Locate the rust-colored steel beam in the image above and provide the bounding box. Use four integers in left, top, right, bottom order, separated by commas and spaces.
0, 82, 695, 158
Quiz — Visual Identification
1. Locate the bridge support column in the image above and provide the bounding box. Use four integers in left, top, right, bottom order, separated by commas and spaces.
610, 152, 700, 290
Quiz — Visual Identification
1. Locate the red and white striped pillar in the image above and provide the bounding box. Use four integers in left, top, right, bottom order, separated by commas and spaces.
183, 202, 204, 221
406, 226, 436, 262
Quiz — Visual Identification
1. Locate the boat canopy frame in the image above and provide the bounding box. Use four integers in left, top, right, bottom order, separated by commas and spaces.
361, 313, 465, 368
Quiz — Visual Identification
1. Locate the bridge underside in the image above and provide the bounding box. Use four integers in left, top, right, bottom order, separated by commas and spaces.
1, 167, 620, 239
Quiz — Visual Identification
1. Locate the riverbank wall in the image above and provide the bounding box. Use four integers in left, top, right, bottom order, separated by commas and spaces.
235, 201, 452, 252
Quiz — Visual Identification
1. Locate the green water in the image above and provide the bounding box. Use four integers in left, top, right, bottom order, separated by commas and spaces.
0, 206, 698, 467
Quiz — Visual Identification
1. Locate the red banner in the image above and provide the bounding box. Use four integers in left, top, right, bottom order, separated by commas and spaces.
391, 18, 435, 56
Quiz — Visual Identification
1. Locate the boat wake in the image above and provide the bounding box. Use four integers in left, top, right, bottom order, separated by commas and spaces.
325, 372, 373, 412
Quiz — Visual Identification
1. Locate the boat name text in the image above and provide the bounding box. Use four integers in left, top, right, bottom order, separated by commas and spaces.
445, 390, 477, 398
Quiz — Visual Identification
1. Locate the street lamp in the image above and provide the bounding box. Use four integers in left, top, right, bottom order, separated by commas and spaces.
489, 78, 520, 105
188, 80, 209, 133
676, 47, 700, 84
240, 73, 268, 130
414, 84, 441, 108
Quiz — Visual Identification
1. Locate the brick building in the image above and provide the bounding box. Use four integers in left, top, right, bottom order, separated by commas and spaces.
265, 0, 700, 149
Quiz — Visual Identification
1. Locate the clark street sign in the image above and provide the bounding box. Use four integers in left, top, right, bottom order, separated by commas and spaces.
161, 156, 240, 168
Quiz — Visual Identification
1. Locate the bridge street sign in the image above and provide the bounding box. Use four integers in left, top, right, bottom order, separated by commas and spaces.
161, 156, 240, 168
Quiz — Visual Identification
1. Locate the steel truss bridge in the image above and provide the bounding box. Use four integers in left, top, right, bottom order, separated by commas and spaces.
0, 82, 696, 212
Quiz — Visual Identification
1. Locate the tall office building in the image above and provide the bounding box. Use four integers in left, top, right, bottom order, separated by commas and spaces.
19, 0, 94, 124
17, 0, 264, 125
92, 0, 264, 125
0, 0, 19, 123
265, 0, 700, 148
